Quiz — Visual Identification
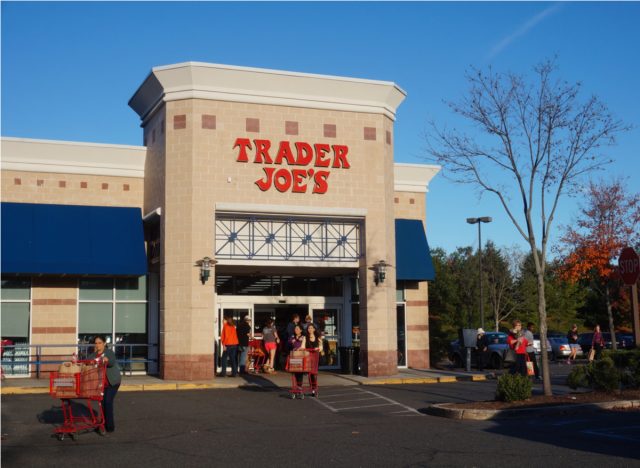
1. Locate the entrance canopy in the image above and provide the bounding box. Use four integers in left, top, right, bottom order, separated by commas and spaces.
1, 202, 147, 276
395, 219, 435, 281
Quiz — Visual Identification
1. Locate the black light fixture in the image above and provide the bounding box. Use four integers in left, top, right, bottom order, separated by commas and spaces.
371, 259, 390, 285
196, 256, 217, 284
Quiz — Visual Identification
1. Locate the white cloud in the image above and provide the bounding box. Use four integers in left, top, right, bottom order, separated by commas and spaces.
488, 3, 563, 60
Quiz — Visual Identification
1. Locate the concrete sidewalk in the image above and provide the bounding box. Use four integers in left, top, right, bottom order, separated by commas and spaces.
1, 367, 488, 395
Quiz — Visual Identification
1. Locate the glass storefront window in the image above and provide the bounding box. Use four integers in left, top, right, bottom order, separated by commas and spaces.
79, 279, 113, 301
78, 303, 113, 342
397, 304, 406, 366
78, 277, 148, 368
1, 303, 30, 338
396, 282, 405, 302
116, 276, 147, 301
216, 274, 344, 296
1, 277, 31, 376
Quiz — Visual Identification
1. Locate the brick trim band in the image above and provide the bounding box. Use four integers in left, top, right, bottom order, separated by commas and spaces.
32, 327, 76, 334
407, 325, 429, 331
32, 299, 77, 306
406, 300, 428, 307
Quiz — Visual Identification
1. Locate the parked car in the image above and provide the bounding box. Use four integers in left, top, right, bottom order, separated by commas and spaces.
449, 332, 509, 370
548, 336, 584, 361
618, 334, 636, 349
532, 334, 552, 355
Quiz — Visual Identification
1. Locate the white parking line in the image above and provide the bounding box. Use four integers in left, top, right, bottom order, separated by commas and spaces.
311, 396, 338, 413
323, 397, 381, 404
336, 403, 397, 411
310, 387, 423, 416
355, 388, 424, 416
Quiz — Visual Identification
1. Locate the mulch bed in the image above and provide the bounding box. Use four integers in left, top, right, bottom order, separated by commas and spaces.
451, 389, 640, 411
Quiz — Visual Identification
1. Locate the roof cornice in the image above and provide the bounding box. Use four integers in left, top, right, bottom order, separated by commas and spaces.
394, 163, 441, 193
0, 137, 146, 178
129, 62, 407, 124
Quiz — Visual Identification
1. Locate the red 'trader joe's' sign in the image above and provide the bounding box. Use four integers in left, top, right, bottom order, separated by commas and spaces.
234, 138, 350, 194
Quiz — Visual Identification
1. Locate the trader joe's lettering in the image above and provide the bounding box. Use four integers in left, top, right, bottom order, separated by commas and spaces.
233, 138, 350, 194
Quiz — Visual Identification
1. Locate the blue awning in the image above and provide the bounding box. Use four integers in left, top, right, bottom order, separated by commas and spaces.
395, 219, 435, 281
1, 202, 147, 276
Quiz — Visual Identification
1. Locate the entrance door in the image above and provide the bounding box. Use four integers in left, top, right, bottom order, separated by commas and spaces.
216, 305, 252, 370
311, 307, 340, 368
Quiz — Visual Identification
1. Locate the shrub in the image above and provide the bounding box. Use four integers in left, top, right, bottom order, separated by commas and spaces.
567, 364, 590, 390
591, 357, 621, 393
496, 373, 532, 402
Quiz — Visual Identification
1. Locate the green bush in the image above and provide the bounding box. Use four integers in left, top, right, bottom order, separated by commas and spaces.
603, 349, 640, 368
496, 373, 532, 402
591, 357, 621, 392
567, 364, 590, 390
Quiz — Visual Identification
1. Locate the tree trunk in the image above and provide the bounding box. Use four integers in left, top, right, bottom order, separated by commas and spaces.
606, 287, 617, 351
535, 268, 553, 396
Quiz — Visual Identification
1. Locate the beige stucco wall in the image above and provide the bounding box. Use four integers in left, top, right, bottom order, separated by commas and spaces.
149, 97, 400, 378
394, 191, 431, 368
1, 170, 144, 208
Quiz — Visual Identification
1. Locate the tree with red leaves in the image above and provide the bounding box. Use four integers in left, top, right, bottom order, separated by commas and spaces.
557, 180, 640, 349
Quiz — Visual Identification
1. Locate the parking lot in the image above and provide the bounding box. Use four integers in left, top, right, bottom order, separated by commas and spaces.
2, 362, 639, 467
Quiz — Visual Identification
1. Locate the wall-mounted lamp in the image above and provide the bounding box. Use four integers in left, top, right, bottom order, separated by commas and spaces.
370, 259, 390, 285
195, 256, 217, 284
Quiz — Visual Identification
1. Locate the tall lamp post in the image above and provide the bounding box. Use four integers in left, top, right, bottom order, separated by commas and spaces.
466, 217, 492, 331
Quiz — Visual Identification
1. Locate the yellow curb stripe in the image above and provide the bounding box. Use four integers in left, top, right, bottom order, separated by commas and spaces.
119, 385, 145, 392
1, 387, 49, 395
177, 383, 220, 390
142, 383, 178, 391
437, 376, 458, 383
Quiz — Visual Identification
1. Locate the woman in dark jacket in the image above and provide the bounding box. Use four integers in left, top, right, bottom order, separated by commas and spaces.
591, 325, 605, 361
89, 335, 121, 435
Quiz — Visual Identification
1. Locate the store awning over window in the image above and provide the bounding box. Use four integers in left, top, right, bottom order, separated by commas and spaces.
395, 219, 435, 281
1, 202, 147, 276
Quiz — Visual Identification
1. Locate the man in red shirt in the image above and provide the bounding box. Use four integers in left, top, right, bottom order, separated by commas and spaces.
219, 316, 239, 377
507, 320, 528, 376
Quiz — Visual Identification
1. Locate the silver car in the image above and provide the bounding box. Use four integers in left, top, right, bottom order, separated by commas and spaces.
548, 336, 584, 361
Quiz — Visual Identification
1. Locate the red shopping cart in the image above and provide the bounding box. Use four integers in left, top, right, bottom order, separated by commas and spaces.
49, 359, 107, 441
285, 349, 320, 399
248, 339, 266, 374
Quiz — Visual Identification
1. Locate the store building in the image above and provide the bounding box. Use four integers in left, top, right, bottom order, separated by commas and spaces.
1, 62, 439, 380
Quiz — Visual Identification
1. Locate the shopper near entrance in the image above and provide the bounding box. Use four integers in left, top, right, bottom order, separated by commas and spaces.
475, 328, 488, 372
219, 317, 239, 377
305, 324, 323, 393
262, 319, 280, 373
237, 316, 252, 374
286, 314, 301, 344
567, 324, 579, 364
590, 325, 605, 362
524, 322, 541, 380
289, 325, 306, 387
302, 314, 318, 333
89, 335, 121, 434
507, 320, 528, 376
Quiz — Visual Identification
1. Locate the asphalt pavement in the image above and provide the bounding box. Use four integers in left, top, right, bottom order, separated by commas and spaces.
2, 362, 639, 467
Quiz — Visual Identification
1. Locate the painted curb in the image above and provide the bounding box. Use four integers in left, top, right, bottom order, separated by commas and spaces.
1, 373, 487, 395
425, 398, 640, 420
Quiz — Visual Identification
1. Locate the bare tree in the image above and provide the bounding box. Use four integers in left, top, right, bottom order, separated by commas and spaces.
425, 60, 628, 395
484, 243, 518, 332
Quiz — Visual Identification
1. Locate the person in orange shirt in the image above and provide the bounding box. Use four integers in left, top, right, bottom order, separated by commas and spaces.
507, 319, 528, 376
219, 316, 239, 377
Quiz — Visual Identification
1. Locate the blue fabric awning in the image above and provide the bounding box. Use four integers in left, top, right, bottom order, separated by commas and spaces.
1, 202, 147, 276
395, 219, 435, 281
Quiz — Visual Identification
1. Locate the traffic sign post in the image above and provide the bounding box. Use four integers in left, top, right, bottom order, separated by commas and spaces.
619, 247, 640, 349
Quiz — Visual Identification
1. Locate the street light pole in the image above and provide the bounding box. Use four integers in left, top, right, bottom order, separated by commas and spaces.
466, 217, 492, 331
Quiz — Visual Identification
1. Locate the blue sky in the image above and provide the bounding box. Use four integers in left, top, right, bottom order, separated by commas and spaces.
2, 2, 639, 256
